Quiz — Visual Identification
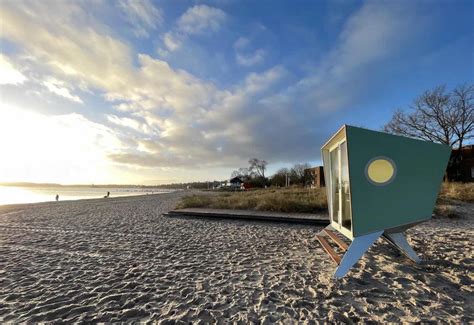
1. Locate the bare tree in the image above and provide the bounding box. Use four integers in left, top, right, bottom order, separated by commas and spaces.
290, 163, 311, 185
451, 84, 474, 150
230, 167, 249, 179
271, 168, 289, 187
384, 86, 455, 145
384, 84, 474, 181
248, 158, 267, 179
384, 84, 473, 149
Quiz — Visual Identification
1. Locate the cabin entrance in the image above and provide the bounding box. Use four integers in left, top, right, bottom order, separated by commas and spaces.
329, 141, 352, 234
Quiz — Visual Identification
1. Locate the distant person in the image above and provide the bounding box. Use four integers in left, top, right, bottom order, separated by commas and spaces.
104, 191, 110, 198
55, 194, 59, 201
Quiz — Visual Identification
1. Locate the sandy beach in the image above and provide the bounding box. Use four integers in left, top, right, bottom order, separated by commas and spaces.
0, 191, 472, 322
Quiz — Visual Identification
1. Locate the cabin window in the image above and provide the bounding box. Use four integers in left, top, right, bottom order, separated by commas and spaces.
365, 157, 396, 185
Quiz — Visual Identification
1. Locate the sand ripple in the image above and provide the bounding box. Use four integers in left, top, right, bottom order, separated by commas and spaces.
0, 192, 472, 322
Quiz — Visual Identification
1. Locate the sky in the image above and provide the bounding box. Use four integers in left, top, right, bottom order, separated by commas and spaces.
0, 0, 473, 185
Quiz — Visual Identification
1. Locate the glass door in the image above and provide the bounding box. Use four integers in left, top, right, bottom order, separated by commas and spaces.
329, 141, 352, 232
340, 142, 351, 231
329, 146, 340, 225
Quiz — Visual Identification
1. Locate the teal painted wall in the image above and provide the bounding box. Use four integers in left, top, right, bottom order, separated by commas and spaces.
346, 126, 451, 237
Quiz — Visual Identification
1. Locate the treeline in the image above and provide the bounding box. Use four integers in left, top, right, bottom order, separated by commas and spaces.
156, 181, 221, 189
231, 159, 312, 188
270, 163, 311, 187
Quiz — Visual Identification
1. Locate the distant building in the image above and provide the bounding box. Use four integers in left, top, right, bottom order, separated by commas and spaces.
304, 166, 325, 188
447, 145, 474, 182
229, 177, 244, 188
241, 182, 253, 190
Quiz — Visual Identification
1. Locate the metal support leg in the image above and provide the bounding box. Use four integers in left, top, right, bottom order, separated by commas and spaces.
334, 231, 383, 279
383, 232, 420, 263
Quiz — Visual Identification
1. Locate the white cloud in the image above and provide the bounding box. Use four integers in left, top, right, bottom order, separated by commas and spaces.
160, 4, 227, 52
233, 36, 265, 66
43, 78, 83, 103
108, 65, 290, 168
177, 5, 226, 35
156, 47, 169, 57
107, 114, 152, 134
0, 0, 425, 175
331, 1, 417, 73
163, 32, 182, 51
0, 54, 26, 85
242, 66, 286, 94
282, 0, 422, 112
236, 49, 265, 66
233, 36, 249, 49
118, 0, 163, 38
0, 3, 134, 96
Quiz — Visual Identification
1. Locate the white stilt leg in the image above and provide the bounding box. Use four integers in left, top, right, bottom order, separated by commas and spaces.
383, 232, 420, 263
334, 231, 383, 279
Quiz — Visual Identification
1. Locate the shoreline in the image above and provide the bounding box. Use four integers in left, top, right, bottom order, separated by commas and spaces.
0, 189, 179, 208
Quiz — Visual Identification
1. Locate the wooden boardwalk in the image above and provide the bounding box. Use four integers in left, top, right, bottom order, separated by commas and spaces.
164, 208, 329, 225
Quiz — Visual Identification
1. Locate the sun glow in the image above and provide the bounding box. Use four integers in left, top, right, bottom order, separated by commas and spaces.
0, 54, 26, 85
0, 186, 51, 205
0, 104, 126, 184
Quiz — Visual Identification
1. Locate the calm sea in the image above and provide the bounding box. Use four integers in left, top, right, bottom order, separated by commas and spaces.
0, 185, 175, 206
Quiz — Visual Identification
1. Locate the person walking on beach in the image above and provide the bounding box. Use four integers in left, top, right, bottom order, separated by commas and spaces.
55, 194, 59, 201
104, 191, 110, 198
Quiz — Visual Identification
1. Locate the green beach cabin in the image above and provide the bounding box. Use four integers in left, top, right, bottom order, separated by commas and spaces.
317, 125, 451, 278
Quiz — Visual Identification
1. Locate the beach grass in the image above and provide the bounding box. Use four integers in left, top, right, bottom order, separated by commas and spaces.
177, 187, 328, 213
439, 182, 474, 202
434, 182, 474, 218
177, 182, 473, 213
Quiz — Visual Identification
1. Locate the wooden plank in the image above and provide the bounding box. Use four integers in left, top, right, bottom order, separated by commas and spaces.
316, 234, 341, 265
165, 209, 329, 226
324, 228, 349, 251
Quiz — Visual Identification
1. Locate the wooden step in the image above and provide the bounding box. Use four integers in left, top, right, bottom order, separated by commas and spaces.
316, 234, 341, 265
323, 229, 349, 251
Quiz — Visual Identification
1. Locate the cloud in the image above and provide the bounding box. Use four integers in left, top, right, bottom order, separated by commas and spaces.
163, 32, 182, 51
108, 65, 293, 168
161, 4, 227, 52
233, 35, 265, 66
0, 54, 27, 85
177, 5, 226, 35
0, 0, 426, 175
43, 77, 83, 103
0, 1, 134, 95
233, 37, 250, 49
107, 114, 152, 134
328, 1, 417, 75
117, 0, 163, 38
280, 0, 423, 112
236, 49, 265, 66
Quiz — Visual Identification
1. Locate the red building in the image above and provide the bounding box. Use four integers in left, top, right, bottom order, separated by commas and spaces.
447, 145, 474, 182
304, 166, 325, 188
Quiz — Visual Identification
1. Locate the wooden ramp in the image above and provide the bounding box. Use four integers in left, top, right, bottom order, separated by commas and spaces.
323, 228, 349, 250
316, 234, 341, 264
165, 208, 329, 225
316, 228, 349, 265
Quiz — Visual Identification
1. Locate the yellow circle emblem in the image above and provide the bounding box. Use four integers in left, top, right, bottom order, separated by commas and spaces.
366, 158, 395, 184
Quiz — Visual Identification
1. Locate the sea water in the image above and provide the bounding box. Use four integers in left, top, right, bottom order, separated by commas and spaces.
0, 185, 175, 205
